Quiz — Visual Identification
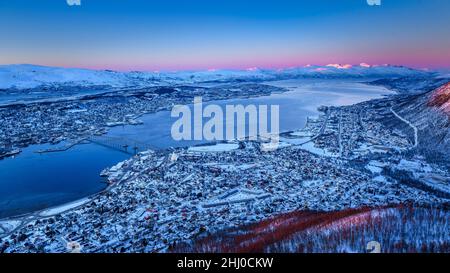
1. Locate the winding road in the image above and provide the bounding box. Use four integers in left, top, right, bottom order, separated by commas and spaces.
390, 107, 419, 148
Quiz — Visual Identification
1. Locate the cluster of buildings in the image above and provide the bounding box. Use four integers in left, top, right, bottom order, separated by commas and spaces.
302, 101, 411, 160
1, 133, 447, 252
0, 83, 282, 158
286, 96, 450, 198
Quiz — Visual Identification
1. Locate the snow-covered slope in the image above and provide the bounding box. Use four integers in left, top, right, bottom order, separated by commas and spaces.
394, 81, 450, 164
428, 82, 450, 115
398, 81, 450, 128
368, 76, 450, 94
0, 64, 162, 89
0, 64, 435, 90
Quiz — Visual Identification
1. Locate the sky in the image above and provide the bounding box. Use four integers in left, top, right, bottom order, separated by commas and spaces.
0, 0, 449, 71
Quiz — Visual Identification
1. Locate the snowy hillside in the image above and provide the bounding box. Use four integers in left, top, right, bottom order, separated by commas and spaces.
0, 64, 162, 90
175, 206, 450, 253
368, 76, 450, 94
429, 82, 450, 115
0, 64, 435, 90
394, 81, 450, 164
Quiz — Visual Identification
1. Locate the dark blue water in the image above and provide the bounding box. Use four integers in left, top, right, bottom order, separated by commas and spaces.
0, 143, 128, 218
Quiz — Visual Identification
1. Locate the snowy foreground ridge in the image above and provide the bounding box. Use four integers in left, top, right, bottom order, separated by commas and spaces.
0, 64, 435, 90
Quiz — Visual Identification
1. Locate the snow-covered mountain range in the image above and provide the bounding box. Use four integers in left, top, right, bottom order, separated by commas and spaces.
0, 64, 161, 90
0, 63, 439, 90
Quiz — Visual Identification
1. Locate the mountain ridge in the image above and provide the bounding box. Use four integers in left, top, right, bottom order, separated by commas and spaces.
0, 63, 437, 90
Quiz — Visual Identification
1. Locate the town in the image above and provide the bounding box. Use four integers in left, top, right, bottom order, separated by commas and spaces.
1, 93, 448, 252
0, 83, 285, 158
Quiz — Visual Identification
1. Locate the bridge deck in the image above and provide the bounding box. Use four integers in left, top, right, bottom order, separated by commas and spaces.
88, 136, 158, 154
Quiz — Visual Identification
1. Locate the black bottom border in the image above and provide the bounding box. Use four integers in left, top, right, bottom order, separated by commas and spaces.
0, 253, 447, 272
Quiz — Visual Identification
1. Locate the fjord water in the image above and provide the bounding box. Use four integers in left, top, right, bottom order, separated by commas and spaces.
0, 79, 393, 218
0, 143, 129, 218
107, 79, 393, 146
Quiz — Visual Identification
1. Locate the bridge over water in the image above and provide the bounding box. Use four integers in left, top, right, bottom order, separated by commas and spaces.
88, 136, 158, 154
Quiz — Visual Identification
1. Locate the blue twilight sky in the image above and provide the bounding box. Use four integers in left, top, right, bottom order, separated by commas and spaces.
0, 0, 449, 71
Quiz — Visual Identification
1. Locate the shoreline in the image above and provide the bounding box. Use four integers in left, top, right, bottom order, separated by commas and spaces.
0, 161, 135, 238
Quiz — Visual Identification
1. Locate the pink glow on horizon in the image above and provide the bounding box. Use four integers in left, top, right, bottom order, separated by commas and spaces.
55, 62, 434, 72
88, 59, 446, 72
37, 52, 448, 72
